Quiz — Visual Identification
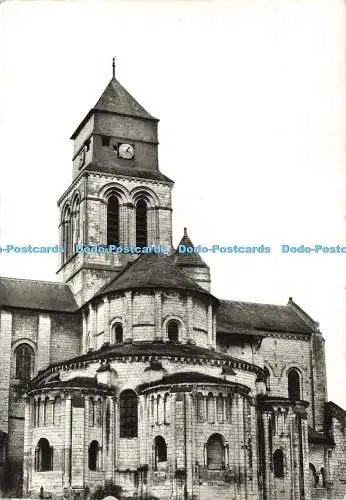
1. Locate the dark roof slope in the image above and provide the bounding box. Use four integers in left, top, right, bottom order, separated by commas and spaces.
175, 228, 209, 268
43, 341, 258, 370
71, 77, 157, 139
0, 277, 78, 313
217, 300, 314, 334
137, 371, 250, 393
85, 163, 173, 184
99, 253, 214, 298
308, 426, 334, 446
94, 77, 155, 120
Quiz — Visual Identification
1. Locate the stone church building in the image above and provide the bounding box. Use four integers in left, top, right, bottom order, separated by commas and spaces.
0, 71, 346, 500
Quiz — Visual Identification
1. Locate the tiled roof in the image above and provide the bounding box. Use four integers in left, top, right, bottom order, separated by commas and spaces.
94, 77, 155, 120
30, 376, 113, 393
85, 163, 173, 184
137, 371, 250, 393
0, 277, 79, 313
98, 253, 214, 298
308, 426, 334, 446
216, 300, 314, 334
174, 228, 209, 268
45, 341, 255, 368
71, 77, 157, 139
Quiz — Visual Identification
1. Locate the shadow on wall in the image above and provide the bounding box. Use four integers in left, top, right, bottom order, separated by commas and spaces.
0, 461, 22, 498
89, 482, 160, 500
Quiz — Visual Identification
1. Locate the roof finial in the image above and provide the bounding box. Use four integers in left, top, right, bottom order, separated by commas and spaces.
112, 57, 116, 78
183, 227, 188, 236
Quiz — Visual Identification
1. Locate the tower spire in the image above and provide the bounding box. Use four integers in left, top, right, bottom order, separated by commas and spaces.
112, 57, 116, 79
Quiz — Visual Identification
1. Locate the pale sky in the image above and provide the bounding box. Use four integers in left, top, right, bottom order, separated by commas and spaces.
0, 0, 345, 408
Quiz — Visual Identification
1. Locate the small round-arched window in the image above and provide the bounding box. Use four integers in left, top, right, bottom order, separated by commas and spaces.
154, 436, 167, 469
113, 323, 123, 344
167, 320, 179, 342
207, 434, 224, 470
288, 369, 301, 401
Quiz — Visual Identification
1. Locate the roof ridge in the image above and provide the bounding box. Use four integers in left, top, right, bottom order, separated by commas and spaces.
0, 276, 66, 285
219, 298, 289, 308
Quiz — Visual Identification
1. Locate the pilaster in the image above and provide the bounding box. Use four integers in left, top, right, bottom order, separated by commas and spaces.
64, 395, 72, 487
36, 313, 51, 371
154, 291, 162, 340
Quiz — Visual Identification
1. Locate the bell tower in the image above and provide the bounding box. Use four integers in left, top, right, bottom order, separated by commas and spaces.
57, 63, 174, 306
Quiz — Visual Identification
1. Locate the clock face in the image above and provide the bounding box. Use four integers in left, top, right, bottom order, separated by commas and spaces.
78, 146, 86, 168
118, 143, 135, 160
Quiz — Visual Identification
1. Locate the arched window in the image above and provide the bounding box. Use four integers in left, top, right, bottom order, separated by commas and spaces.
216, 394, 223, 423
207, 393, 214, 423
197, 393, 205, 422
15, 344, 34, 382
119, 390, 138, 438
88, 440, 99, 471
136, 199, 147, 247
35, 438, 53, 472
167, 320, 179, 342
288, 369, 301, 401
107, 196, 119, 246
273, 449, 284, 478
71, 195, 80, 251
113, 323, 123, 344
309, 463, 318, 488
62, 206, 72, 262
207, 434, 224, 470
154, 436, 167, 469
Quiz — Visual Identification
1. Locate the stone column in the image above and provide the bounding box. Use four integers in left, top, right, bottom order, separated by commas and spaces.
262, 412, 271, 500
36, 313, 51, 371
124, 291, 133, 342
89, 303, 96, 349
64, 395, 72, 487
187, 296, 193, 342
119, 203, 129, 247
23, 401, 32, 495
103, 297, 111, 344
84, 396, 89, 485
291, 415, 300, 500
207, 304, 213, 347
301, 417, 311, 500
114, 397, 119, 470
127, 204, 136, 247
147, 207, 157, 246
154, 291, 162, 340
233, 395, 240, 481
99, 201, 107, 245
82, 311, 88, 353
249, 402, 259, 496
0, 310, 12, 436
186, 393, 193, 498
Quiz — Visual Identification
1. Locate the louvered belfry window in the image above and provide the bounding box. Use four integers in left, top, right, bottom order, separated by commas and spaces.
136, 199, 147, 247
107, 196, 119, 246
